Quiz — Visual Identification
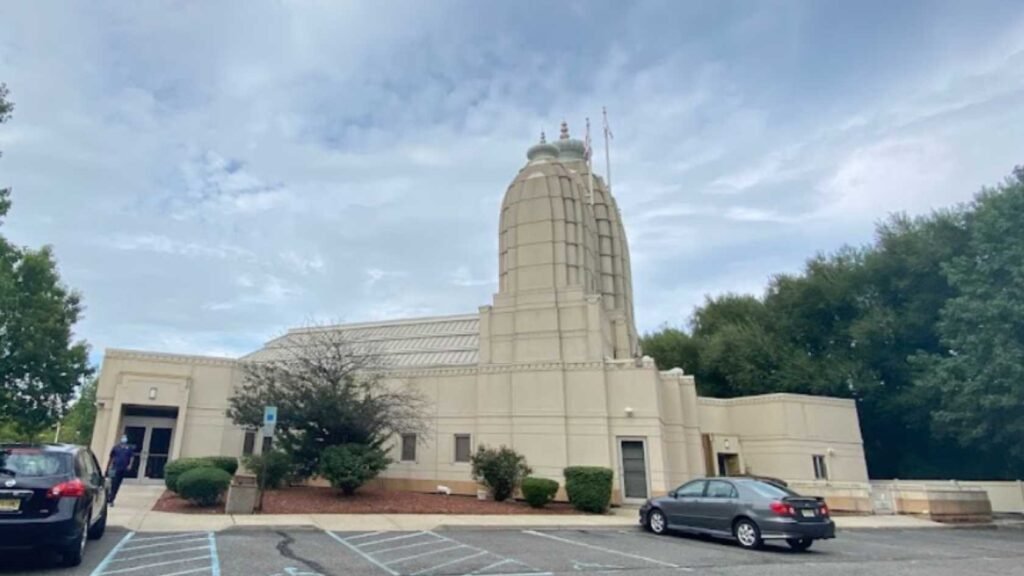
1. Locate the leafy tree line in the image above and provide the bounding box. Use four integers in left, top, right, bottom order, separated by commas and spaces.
0, 83, 94, 440
642, 166, 1024, 480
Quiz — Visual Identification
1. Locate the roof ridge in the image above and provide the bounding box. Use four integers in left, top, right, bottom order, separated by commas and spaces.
286, 312, 479, 334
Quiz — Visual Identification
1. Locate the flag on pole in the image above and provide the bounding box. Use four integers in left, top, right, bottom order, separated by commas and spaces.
585, 117, 595, 205
584, 117, 593, 162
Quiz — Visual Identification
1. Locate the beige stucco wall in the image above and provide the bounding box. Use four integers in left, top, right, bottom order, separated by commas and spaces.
697, 394, 869, 483
91, 349, 244, 469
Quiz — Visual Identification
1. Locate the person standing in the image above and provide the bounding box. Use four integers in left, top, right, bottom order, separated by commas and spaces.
106, 436, 135, 506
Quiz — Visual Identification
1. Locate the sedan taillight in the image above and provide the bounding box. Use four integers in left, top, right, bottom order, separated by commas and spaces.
47, 478, 86, 499
769, 500, 794, 516
820, 503, 830, 516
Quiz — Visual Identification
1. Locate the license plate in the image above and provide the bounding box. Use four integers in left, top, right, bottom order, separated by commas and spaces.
800, 509, 816, 518
0, 498, 21, 512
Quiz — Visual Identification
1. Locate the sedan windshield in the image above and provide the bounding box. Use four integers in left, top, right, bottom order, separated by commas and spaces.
0, 449, 70, 477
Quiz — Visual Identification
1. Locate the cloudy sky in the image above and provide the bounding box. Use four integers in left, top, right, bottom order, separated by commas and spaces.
1, 1, 1022, 364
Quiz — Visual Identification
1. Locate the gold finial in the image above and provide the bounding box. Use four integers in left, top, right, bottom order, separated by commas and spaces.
560, 120, 569, 140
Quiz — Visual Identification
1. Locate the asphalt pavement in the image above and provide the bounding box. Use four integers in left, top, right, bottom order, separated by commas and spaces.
2, 525, 1022, 576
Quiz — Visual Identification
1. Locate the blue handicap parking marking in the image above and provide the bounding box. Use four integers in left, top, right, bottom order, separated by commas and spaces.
331, 531, 552, 576
90, 531, 220, 576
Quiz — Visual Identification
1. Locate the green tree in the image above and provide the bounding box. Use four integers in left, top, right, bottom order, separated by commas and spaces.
918, 167, 1024, 478
57, 377, 98, 445
0, 83, 92, 439
227, 328, 429, 479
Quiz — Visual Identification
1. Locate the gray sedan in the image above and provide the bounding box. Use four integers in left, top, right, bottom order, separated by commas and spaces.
639, 477, 835, 551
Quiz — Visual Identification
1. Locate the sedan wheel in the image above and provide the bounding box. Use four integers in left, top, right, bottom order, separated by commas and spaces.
734, 519, 762, 550
787, 537, 813, 551
647, 509, 668, 535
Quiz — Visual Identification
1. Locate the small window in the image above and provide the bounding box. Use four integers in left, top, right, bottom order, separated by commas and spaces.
243, 430, 257, 457
454, 434, 471, 463
261, 435, 274, 454
401, 434, 417, 462
675, 480, 706, 497
706, 480, 738, 499
813, 455, 828, 480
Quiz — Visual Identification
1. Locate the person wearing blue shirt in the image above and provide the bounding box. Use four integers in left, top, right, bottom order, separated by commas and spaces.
106, 436, 135, 506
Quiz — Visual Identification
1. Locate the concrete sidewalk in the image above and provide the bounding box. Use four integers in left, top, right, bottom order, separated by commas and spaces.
108, 485, 950, 533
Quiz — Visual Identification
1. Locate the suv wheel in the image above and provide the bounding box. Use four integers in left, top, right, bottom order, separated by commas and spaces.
88, 503, 108, 540
734, 518, 762, 550
647, 509, 668, 535
62, 518, 88, 567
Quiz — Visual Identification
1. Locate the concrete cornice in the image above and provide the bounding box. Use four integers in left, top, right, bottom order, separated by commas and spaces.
698, 393, 856, 408
104, 348, 239, 367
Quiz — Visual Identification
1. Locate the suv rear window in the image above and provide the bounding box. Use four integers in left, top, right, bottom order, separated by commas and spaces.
0, 448, 71, 477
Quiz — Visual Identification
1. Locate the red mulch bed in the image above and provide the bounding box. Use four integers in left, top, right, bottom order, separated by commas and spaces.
153, 486, 582, 515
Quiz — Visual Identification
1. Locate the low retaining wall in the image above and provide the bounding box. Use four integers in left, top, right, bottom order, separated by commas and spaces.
787, 481, 873, 513
871, 481, 995, 522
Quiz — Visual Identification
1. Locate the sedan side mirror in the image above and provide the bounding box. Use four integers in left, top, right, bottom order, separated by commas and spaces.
668, 490, 677, 498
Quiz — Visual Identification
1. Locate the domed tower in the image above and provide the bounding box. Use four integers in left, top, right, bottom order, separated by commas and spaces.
480, 124, 638, 364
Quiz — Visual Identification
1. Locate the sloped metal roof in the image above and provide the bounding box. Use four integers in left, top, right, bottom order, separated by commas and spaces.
243, 313, 480, 368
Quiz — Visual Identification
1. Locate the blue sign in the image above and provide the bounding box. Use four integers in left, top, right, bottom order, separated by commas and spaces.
263, 406, 278, 437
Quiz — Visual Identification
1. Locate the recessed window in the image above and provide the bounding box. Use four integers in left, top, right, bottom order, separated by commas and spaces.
813, 454, 828, 480
243, 430, 256, 457
454, 434, 471, 463
401, 434, 417, 462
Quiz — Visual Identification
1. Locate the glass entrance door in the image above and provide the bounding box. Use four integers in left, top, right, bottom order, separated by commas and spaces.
145, 428, 173, 479
122, 426, 146, 479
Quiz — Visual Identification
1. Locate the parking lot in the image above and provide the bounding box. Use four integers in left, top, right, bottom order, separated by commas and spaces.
2, 525, 1022, 576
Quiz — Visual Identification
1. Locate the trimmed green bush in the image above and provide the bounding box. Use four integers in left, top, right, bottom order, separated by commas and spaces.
164, 457, 238, 492
244, 451, 292, 489
470, 445, 532, 502
563, 466, 613, 513
521, 477, 559, 508
164, 458, 207, 492
176, 466, 231, 507
320, 444, 391, 496
203, 456, 238, 476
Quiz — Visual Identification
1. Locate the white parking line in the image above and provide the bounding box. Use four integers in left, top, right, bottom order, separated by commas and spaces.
158, 568, 212, 576
100, 555, 212, 575
109, 545, 210, 563
385, 544, 466, 565
358, 532, 429, 548
129, 532, 206, 542
345, 531, 385, 541
326, 531, 400, 576
409, 551, 488, 576
373, 538, 446, 555
120, 537, 209, 552
522, 530, 686, 570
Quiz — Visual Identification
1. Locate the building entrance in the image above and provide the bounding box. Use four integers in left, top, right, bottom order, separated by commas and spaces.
119, 405, 178, 483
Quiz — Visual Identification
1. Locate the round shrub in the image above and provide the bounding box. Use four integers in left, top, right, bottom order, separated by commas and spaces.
203, 456, 238, 476
176, 466, 232, 507
563, 466, 613, 513
320, 444, 391, 496
470, 446, 532, 502
164, 458, 207, 492
521, 477, 559, 508
244, 451, 292, 489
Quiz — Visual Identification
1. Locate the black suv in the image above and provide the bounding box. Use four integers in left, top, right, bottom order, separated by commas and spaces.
0, 443, 109, 566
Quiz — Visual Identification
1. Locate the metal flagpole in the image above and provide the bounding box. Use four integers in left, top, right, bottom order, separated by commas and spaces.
585, 117, 594, 205
603, 106, 613, 194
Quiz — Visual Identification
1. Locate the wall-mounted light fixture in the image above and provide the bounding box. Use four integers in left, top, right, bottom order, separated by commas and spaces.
624, 406, 634, 417
149, 387, 158, 400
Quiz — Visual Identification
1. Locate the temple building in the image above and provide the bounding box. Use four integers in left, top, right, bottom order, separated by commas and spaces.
91, 124, 869, 504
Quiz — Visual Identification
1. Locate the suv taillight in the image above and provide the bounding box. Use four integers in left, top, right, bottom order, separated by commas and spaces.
769, 500, 794, 516
820, 503, 830, 516
48, 479, 86, 499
